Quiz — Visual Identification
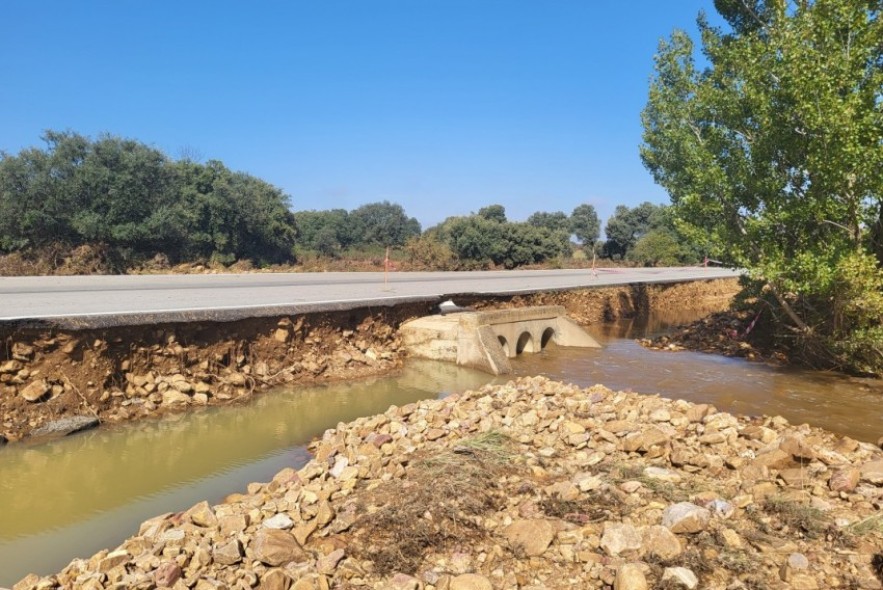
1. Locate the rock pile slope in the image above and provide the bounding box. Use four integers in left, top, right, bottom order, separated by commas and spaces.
12, 376, 883, 590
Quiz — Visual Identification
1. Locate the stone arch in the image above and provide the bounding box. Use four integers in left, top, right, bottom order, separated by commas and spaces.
498, 335, 510, 357
540, 327, 555, 349
516, 331, 534, 355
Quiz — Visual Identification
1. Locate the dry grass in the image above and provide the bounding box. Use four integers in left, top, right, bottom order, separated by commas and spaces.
349, 431, 516, 575
758, 497, 830, 540
847, 513, 883, 537
601, 462, 704, 503
647, 529, 767, 589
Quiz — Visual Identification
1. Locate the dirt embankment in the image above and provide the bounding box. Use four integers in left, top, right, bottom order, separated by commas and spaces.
0, 279, 740, 444
17, 376, 883, 590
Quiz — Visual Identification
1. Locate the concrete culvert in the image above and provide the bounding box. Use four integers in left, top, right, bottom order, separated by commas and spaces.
498, 336, 510, 357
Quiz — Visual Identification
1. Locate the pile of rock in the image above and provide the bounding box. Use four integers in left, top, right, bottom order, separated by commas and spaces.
11, 376, 883, 589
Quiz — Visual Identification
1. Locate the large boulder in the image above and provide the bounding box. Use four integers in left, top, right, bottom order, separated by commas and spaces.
252, 529, 307, 566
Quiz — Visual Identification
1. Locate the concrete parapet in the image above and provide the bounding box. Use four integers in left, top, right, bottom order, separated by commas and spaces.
401, 306, 600, 375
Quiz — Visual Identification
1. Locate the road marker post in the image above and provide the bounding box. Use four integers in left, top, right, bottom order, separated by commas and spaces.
383, 246, 392, 291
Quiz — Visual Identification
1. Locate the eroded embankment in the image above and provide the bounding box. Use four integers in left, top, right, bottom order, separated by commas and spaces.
15, 376, 883, 590
0, 279, 739, 443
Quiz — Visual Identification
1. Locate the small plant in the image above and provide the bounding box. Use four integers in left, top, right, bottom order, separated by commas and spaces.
846, 513, 883, 537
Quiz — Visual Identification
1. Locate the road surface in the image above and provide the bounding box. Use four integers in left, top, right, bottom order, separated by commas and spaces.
0, 267, 740, 328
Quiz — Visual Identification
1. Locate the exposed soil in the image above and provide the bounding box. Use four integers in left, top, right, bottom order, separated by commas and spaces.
638, 307, 789, 365
0, 279, 739, 444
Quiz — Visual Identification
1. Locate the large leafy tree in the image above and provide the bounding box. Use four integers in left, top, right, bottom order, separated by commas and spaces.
477, 204, 508, 224
569, 203, 601, 247
641, 0, 883, 372
434, 214, 568, 269
294, 209, 356, 256
0, 131, 298, 267
527, 210, 570, 233
602, 202, 665, 259
350, 201, 421, 247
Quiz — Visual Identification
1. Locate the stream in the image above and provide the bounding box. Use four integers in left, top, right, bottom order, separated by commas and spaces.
1, 310, 882, 584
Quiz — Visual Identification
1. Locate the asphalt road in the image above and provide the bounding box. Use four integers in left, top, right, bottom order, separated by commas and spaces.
0, 267, 740, 328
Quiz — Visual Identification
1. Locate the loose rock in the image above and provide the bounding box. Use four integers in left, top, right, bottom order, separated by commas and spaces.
662, 502, 711, 534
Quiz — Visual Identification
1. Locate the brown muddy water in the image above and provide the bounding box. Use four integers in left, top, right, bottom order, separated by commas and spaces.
2, 311, 883, 584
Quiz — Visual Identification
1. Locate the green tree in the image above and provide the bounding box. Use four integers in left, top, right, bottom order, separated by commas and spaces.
641, 0, 883, 372
173, 159, 297, 264
569, 203, 601, 247
350, 201, 421, 247
435, 214, 567, 269
437, 216, 505, 267
627, 230, 683, 267
294, 209, 355, 256
500, 223, 568, 269
603, 202, 665, 259
404, 232, 455, 270
0, 131, 298, 267
527, 211, 569, 233
477, 204, 507, 223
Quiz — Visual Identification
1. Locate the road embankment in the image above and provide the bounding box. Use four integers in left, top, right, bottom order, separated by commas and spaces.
0, 279, 738, 443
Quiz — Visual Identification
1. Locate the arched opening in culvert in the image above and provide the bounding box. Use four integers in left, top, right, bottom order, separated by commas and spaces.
498, 335, 510, 357
516, 332, 534, 355
540, 327, 555, 349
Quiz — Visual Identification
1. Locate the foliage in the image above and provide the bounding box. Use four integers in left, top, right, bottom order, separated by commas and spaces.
294, 209, 356, 257
627, 229, 685, 267
435, 216, 506, 268
172, 159, 297, 265
603, 202, 666, 259
434, 215, 569, 269
641, 0, 883, 373
477, 204, 507, 223
350, 201, 421, 247
0, 131, 297, 267
527, 210, 570, 233
404, 233, 455, 270
569, 203, 601, 247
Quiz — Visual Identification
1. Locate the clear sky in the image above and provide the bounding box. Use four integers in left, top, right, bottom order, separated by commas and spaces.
1, 1, 719, 230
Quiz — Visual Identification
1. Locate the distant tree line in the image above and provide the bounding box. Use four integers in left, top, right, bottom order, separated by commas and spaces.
401, 202, 699, 269
1, 130, 701, 272
294, 202, 421, 257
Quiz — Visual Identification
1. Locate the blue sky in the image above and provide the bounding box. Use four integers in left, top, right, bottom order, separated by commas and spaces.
1, 1, 719, 230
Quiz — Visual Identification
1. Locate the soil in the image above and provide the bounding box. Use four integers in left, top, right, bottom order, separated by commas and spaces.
0, 242, 636, 276
637, 307, 790, 365
0, 279, 740, 443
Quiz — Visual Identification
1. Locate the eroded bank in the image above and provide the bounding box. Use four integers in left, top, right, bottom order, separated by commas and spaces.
0, 279, 739, 443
